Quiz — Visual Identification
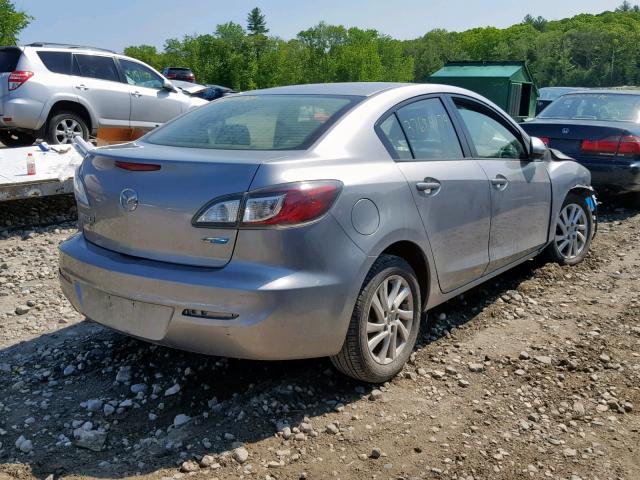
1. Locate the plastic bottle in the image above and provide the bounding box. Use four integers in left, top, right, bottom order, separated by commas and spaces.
26, 152, 36, 175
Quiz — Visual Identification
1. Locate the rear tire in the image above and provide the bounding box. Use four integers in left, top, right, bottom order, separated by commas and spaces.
622, 192, 640, 210
45, 111, 89, 145
545, 193, 593, 266
331, 254, 421, 383
0, 130, 36, 147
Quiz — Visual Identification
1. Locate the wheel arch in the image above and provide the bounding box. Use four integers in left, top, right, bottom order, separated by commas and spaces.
45, 101, 93, 135
379, 240, 430, 310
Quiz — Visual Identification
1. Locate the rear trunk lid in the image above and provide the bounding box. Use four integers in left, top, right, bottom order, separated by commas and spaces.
522, 119, 635, 158
79, 142, 271, 267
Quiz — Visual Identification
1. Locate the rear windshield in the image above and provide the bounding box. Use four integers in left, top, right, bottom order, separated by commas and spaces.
0, 48, 21, 72
539, 93, 640, 123
145, 94, 361, 150
168, 68, 191, 72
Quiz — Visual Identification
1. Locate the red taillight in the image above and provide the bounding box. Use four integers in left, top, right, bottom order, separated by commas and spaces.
581, 136, 620, 155
617, 135, 640, 156
166, 73, 176, 79
539, 137, 550, 146
114, 161, 161, 171
8, 71, 34, 91
243, 181, 341, 227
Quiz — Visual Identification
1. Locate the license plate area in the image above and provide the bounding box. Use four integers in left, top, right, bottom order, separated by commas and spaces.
78, 283, 173, 341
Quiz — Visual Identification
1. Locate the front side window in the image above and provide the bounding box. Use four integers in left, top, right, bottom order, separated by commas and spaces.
120, 59, 164, 90
395, 98, 464, 160
146, 94, 359, 150
454, 100, 526, 159
73, 54, 119, 82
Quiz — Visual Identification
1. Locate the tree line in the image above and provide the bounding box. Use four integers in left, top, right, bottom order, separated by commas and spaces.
3, 1, 640, 91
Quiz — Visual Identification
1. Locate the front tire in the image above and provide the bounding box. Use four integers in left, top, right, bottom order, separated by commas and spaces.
545, 193, 593, 266
331, 255, 421, 383
0, 129, 36, 147
45, 111, 89, 145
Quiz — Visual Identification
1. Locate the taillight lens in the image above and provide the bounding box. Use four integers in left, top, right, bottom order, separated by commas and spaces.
539, 137, 550, 146
115, 161, 161, 171
8, 71, 34, 91
617, 135, 640, 156
193, 180, 342, 228
581, 136, 620, 155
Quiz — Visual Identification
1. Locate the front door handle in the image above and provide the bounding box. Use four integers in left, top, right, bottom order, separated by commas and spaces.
416, 178, 441, 195
490, 175, 509, 191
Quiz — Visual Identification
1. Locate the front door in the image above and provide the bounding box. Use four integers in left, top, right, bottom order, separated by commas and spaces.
450, 96, 552, 272
118, 59, 183, 130
378, 96, 492, 293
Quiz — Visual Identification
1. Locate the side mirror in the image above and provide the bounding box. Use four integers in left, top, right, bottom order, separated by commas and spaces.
163, 80, 177, 92
530, 136, 547, 161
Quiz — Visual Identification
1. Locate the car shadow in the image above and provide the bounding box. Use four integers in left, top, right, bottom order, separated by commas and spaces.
0, 208, 634, 479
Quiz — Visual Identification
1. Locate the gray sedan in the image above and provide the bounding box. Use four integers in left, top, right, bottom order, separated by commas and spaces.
59, 82, 596, 382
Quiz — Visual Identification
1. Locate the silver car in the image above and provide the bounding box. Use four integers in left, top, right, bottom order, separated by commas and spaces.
0, 43, 206, 146
59, 83, 596, 382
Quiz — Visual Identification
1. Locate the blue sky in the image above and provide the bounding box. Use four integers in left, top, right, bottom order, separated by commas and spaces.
15, 0, 623, 53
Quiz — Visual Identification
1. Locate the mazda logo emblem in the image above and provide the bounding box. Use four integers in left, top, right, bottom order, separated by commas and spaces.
119, 188, 139, 212
562, 128, 570, 135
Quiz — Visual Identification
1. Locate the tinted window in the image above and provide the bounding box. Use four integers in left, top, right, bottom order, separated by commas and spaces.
455, 100, 525, 159
146, 95, 359, 150
120, 59, 164, 89
395, 98, 463, 160
0, 49, 21, 72
539, 93, 640, 123
74, 54, 119, 82
37, 51, 72, 74
378, 115, 412, 160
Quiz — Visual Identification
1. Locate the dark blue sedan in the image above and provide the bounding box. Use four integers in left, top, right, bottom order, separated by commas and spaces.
523, 90, 640, 205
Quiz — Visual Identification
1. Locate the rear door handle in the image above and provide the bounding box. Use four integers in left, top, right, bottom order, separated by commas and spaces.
131, 91, 142, 98
416, 178, 441, 195
75, 84, 89, 91
490, 175, 509, 190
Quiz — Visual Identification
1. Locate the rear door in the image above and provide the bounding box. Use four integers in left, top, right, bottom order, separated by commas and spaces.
117, 59, 183, 129
450, 96, 551, 272
378, 96, 492, 293
0, 48, 22, 115
72, 53, 131, 127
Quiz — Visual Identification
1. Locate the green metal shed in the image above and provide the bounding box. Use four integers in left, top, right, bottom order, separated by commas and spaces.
429, 61, 539, 121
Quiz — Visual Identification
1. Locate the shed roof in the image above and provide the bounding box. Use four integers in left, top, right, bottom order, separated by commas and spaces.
431, 61, 532, 80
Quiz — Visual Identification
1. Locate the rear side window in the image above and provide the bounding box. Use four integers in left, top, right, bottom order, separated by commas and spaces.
37, 51, 72, 74
378, 115, 412, 160
395, 98, 464, 160
73, 54, 120, 82
146, 94, 360, 150
0, 49, 21, 72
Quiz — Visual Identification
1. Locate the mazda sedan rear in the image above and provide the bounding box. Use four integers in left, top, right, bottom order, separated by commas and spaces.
60, 83, 594, 382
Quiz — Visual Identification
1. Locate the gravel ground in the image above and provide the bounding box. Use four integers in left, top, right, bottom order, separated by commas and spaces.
0, 197, 638, 480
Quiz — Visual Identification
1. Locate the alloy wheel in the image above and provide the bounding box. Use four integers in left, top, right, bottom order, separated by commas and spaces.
54, 118, 83, 144
367, 275, 414, 365
554, 203, 588, 260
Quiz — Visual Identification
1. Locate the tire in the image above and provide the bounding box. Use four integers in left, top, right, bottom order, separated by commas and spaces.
331, 254, 422, 383
45, 111, 89, 145
622, 192, 640, 210
545, 193, 593, 266
0, 129, 36, 147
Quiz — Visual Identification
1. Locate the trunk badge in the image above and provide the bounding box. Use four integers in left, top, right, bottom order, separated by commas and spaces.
562, 128, 570, 135
119, 189, 139, 212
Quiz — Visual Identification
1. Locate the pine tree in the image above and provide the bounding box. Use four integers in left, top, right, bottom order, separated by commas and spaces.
247, 7, 268, 35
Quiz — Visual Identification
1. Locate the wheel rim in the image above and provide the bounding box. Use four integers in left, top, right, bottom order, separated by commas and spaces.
54, 118, 83, 144
555, 203, 588, 260
367, 275, 414, 365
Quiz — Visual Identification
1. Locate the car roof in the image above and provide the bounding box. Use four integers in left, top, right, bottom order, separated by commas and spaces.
561, 89, 640, 96
244, 82, 413, 97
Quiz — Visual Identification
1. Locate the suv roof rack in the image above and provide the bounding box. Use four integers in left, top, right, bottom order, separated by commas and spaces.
26, 42, 116, 54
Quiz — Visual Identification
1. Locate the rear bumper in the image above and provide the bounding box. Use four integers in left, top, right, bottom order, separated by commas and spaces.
580, 159, 640, 195
0, 97, 45, 131
58, 232, 367, 360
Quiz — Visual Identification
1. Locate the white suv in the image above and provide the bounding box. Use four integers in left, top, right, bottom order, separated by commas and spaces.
0, 43, 207, 146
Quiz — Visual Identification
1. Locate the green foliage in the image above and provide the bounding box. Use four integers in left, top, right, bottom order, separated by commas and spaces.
124, 7, 640, 89
0, 0, 33, 46
247, 7, 268, 36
